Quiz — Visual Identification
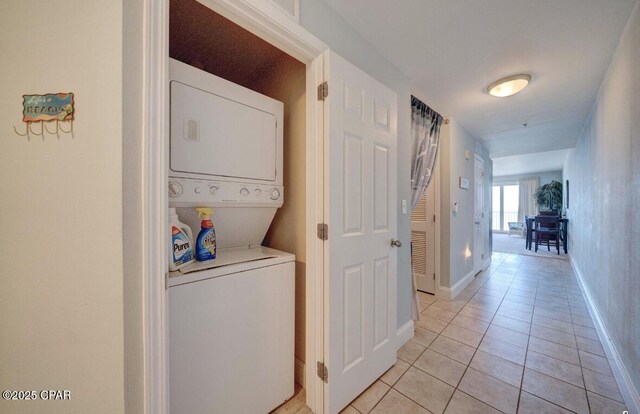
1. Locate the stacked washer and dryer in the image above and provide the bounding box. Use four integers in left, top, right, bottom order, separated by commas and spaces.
167, 58, 295, 414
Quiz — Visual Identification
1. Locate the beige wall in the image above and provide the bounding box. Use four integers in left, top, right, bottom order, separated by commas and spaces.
256, 59, 307, 364
563, 2, 640, 396
0, 1, 125, 413
123, 0, 145, 413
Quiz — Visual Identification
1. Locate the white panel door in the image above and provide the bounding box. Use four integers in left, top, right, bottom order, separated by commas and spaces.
324, 50, 398, 414
473, 155, 484, 273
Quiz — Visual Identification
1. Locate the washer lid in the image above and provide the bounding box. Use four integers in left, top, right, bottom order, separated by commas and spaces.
168, 246, 295, 287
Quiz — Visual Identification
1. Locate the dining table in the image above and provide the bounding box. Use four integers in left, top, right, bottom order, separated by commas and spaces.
525, 216, 569, 254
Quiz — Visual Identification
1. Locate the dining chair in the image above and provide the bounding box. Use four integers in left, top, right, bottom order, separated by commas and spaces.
525, 216, 535, 250
534, 215, 561, 254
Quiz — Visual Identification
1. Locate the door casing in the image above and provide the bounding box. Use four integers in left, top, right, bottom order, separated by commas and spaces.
473, 154, 485, 274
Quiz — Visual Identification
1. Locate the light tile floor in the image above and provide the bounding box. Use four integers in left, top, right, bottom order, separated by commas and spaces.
275, 252, 628, 414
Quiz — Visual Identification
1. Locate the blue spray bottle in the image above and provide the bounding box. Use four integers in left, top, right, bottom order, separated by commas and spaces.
195, 207, 217, 261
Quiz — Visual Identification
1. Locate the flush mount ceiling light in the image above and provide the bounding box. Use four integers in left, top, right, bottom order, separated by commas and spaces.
487, 74, 532, 97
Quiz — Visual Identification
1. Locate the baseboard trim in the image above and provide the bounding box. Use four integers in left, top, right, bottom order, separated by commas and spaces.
569, 255, 640, 414
295, 357, 305, 388
396, 319, 414, 350
438, 269, 475, 300
482, 256, 491, 270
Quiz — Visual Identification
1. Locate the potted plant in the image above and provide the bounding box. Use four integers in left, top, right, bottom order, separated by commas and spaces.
535, 180, 563, 212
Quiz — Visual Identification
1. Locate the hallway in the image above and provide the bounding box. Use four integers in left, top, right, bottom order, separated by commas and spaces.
342, 252, 626, 413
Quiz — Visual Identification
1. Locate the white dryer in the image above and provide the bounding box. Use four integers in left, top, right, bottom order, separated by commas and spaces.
167, 59, 294, 414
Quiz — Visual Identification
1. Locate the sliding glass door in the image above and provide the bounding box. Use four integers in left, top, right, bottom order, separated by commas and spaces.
492, 184, 519, 232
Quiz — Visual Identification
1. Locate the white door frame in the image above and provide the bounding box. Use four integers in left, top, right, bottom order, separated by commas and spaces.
433, 151, 442, 298
140, 1, 327, 412
473, 154, 485, 273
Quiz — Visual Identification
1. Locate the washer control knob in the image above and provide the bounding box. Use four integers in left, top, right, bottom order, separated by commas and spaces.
254, 188, 262, 197
209, 186, 219, 195
168, 181, 183, 198
270, 188, 281, 200
240, 187, 250, 196
194, 186, 201, 194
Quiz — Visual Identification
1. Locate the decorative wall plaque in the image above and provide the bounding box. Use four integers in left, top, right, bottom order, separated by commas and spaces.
13, 92, 75, 138
22, 93, 74, 122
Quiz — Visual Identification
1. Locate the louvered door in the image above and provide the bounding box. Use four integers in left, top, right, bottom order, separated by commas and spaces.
411, 182, 436, 294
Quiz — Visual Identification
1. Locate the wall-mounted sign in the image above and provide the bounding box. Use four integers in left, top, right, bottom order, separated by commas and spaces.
22, 93, 74, 122
459, 177, 470, 190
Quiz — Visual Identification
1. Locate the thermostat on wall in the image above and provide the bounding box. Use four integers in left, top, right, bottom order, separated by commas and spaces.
459, 177, 470, 190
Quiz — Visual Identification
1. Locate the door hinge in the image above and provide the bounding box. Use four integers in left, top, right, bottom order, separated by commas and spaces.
317, 223, 328, 241
165, 273, 169, 290
433, 214, 436, 222
433, 273, 436, 280
317, 81, 328, 101
317, 361, 328, 383
482, 253, 484, 259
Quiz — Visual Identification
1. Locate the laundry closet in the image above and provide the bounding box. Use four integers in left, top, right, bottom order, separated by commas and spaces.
163, 1, 401, 413
167, 0, 306, 413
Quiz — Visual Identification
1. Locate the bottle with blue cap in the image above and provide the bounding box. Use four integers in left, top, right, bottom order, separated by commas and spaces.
195, 207, 217, 261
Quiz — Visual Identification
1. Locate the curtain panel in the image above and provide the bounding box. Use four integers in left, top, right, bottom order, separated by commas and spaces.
410, 96, 443, 320
518, 176, 539, 222
410, 96, 443, 209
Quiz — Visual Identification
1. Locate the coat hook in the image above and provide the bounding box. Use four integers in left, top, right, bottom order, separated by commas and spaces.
28, 122, 44, 139
44, 121, 60, 139
59, 120, 74, 137
13, 124, 29, 137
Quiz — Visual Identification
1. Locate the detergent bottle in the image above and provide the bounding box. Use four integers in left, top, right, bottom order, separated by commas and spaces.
195, 207, 217, 261
168, 208, 195, 271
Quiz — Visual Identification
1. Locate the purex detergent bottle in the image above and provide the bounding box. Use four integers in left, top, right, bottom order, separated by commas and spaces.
195, 207, 217, 261
168, 208, 195, 271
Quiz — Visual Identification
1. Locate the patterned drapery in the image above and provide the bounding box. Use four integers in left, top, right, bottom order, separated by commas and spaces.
411, 96, 443, 209
410, 97, 443, 320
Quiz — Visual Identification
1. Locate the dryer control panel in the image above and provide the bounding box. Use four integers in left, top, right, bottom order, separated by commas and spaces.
168, 178, 283, 207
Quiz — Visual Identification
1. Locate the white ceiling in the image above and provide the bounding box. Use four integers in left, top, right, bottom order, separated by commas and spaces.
322, 0, 635, 157
492, 149, 569, 176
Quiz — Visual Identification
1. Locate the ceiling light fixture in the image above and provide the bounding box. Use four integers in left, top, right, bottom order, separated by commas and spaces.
487, 74, 531, 97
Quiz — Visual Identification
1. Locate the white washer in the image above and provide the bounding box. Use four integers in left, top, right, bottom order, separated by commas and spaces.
168, 247, 294, 414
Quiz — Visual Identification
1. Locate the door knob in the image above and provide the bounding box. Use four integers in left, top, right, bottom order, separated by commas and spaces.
474, 221, 481, 225
391, 239, 402, 248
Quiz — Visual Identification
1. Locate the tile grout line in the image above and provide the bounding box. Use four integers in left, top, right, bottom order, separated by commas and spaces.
440, 255, 518, 414
396, 255, 508, 413
521, 261, 599, 413
372, 253, 616, 414
515, 261, 537, 414
350, 253, 623, 414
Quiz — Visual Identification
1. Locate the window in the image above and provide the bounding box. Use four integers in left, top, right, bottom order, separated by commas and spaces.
492, 184, 519, 232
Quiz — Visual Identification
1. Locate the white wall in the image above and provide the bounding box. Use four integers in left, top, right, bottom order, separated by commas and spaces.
440, 120, 492, 289
563, 2, 640, 398
299, 1, 414, 326
0, 1, 125, 413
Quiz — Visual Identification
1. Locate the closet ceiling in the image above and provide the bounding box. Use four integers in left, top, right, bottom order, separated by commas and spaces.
322, 0, 636, 157
170, 0, 299, 90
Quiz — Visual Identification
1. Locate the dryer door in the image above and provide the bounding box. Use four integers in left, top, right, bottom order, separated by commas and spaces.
170, 80, 277, 182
